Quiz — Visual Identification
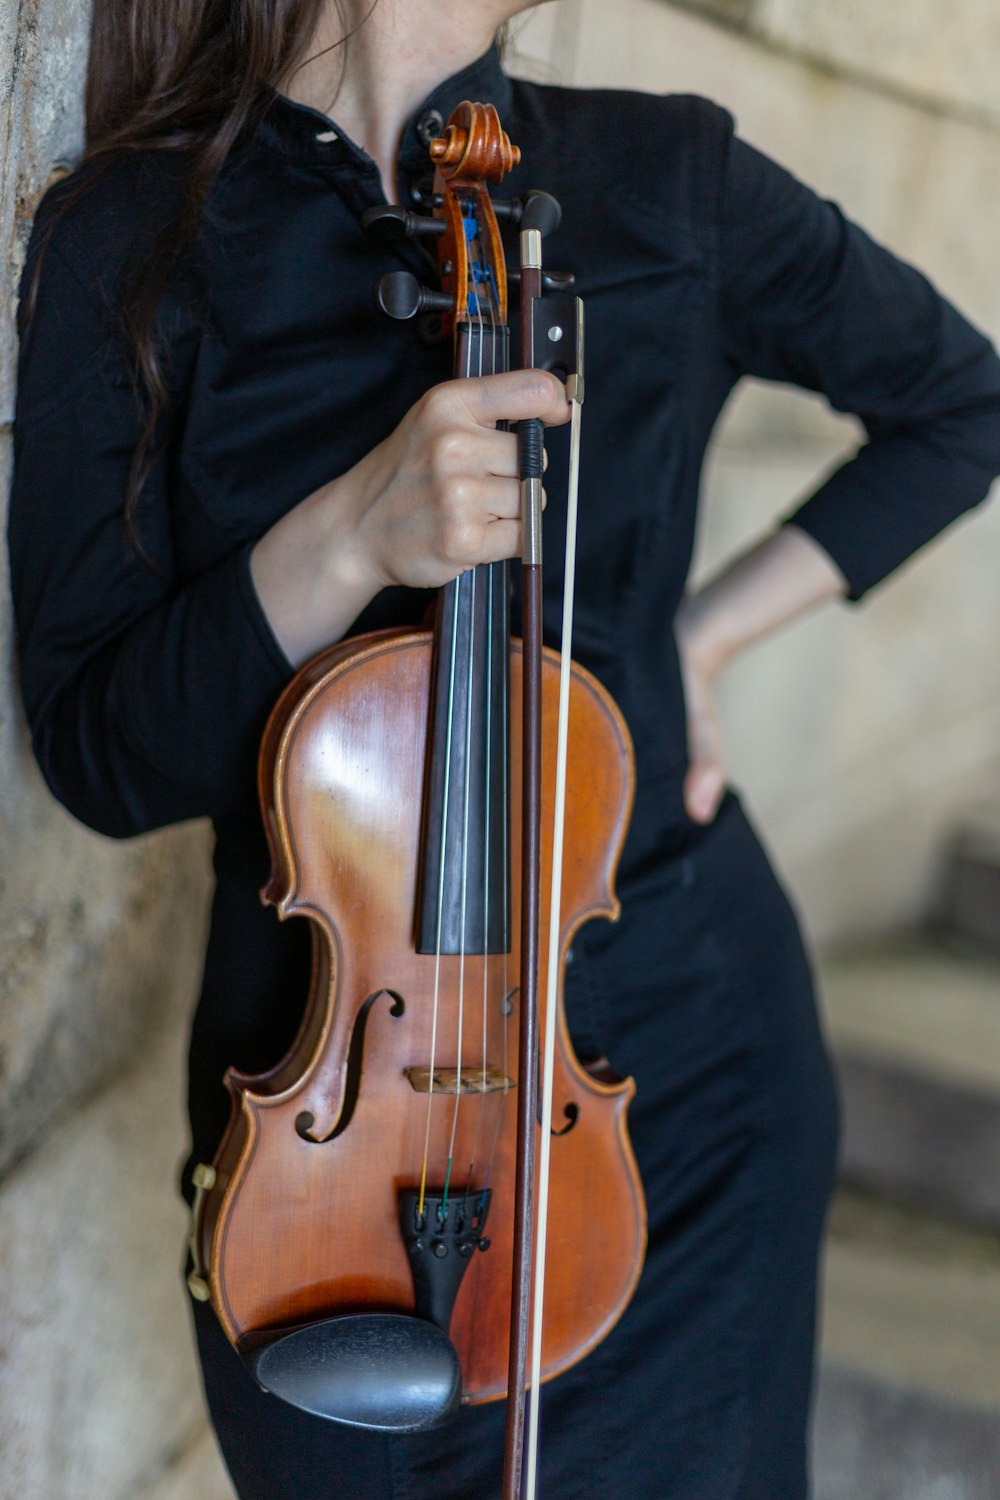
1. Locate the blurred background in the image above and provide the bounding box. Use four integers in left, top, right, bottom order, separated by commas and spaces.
2, 1, 999, 1496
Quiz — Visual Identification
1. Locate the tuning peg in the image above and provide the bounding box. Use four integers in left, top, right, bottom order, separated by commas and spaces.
492, 191, 562, 237
374, 271, 453, 321
362, 205, 447, 242
408, 176, 443, 211
520, 191, 562, 236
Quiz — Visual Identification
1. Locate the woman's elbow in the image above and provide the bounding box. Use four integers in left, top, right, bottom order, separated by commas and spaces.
25, 690, 191, 840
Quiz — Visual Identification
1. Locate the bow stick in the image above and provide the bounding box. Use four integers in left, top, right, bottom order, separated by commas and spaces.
505, 223, 586, 1500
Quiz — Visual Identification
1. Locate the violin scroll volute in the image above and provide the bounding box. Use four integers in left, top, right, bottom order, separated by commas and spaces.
429, 100, 520, 183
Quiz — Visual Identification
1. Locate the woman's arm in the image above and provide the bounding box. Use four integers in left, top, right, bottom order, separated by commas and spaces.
718, 131, 1000, 602
677, 119, 1000, 822
676, 525, 846, 824
250, 372, 566, 668
10, 187, 566, 837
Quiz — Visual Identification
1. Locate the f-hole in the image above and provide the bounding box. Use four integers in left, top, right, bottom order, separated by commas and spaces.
296, 989, 405, 1144
500, 986, 578, 1136
539, 1098, 579, 1137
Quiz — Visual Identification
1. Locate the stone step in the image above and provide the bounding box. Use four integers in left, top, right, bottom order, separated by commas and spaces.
822, 1189, 1000, 1411
814, 1364, 1000, 1500
815, 1187, 1000, 1497
817, 938, 1000, 1227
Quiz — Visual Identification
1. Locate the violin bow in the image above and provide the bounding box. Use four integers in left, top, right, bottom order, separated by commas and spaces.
506, 211, 586, 1500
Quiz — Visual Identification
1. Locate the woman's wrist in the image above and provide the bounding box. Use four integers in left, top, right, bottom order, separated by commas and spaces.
676, 524, 847, 677
676, 526, 845, 826
250, 474, 383, 669
674, 588, 741, 681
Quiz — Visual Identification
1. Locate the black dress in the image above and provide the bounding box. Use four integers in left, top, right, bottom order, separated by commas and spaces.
11, 43, 1000, 1500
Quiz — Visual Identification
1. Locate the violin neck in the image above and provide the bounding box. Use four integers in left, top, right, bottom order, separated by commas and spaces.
416, 321, 512, 957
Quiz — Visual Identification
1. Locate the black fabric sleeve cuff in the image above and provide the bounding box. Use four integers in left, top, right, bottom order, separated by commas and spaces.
782, 426, 1000, 602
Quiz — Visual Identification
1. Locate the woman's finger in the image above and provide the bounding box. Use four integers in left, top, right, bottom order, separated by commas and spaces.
681, 655, 727, 824
684, 759, 725, 824
474, 427, 521, 478
478, 475, 523, 520
453, 369, 570, 429
470, 517, 521, 567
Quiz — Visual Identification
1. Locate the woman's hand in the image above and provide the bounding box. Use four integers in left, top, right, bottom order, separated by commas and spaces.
345, 371, 565, 592
251, 370, 569, 667
675, 601, 728, 825
675, 526, 849, 825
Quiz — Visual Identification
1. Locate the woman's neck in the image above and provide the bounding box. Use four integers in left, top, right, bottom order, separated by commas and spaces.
281, 0, 510, 199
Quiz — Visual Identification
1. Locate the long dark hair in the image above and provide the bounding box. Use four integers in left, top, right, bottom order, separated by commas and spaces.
28, 1, 354, 538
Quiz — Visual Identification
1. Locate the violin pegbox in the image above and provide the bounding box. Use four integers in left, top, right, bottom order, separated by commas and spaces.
431, 101, 516, 340
361, 101, 515, 340
364, 101, 570, 340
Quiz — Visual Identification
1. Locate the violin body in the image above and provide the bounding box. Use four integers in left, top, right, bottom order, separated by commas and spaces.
190, 105, 647, 1478
197, 625, 645, 1402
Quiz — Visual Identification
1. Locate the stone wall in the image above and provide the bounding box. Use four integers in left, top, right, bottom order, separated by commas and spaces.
2, 3, 998, 1497
0, 4, 218, 1497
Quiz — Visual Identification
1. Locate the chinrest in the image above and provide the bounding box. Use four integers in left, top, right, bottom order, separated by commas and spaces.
239, 1313, 462, 1432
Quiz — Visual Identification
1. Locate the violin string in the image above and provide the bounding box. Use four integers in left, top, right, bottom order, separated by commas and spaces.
465, 223, 506, 1207
481, 248, 495, 1163
497, 248, 513, 1196
445, 204, 486, 1218
418, 578, 461, 1219
488, 251, 513, 1212
464, 561, 492, 1211
443, 562, 476, 1217
424, 198, 511, 1224
476, 657, 510, 1213
458, 214, 482, 1200
525, 390, 585, 1500
501, 481, 511, 1173
482, 572, 494, 1104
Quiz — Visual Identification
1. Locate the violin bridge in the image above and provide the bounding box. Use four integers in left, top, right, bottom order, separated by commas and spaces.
404, 1065, 514, 1096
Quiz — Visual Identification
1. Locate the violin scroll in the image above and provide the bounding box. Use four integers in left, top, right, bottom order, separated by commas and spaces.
429, 100, 520, 183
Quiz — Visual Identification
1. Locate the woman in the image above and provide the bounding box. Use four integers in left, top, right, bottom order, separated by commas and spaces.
10, 2, 1000, 1497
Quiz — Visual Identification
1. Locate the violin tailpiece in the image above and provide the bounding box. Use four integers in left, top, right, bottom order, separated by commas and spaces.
400, 1187, 493, 1334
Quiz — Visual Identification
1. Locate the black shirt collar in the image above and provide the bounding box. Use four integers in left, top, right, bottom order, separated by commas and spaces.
255, 42, 513, 173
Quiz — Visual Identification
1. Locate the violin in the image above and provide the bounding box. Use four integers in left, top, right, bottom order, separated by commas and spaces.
188, 99, 646, 1498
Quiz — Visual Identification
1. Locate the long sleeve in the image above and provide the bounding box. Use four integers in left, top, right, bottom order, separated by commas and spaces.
718, 132, 1000, 600
9, 195, 293, 839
